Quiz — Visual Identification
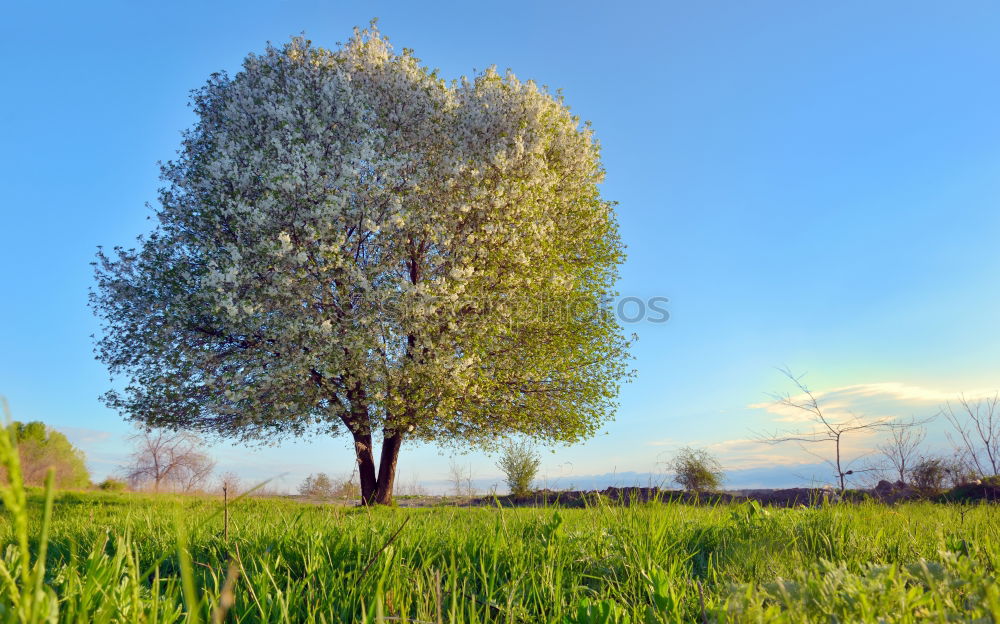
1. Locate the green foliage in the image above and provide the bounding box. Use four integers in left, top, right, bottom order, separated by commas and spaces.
496, 439, 540, 497
7, 420, 90, 488
97, 477, 127, 492
668, 446, 724, 492
911, 457, 949, 493
0, 400, 60, 620
90, 25, 632, 504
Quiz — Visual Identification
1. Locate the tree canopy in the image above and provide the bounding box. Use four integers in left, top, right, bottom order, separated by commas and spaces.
9, 421, 90, 489
91, 25, 631, 504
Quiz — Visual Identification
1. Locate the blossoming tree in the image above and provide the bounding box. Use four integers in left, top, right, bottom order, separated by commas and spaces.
91, 26, 631, 505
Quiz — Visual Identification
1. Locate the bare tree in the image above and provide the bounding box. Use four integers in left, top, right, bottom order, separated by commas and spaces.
876, 418, 928, 485
218, 471, 242, 495
448, 458, 475, 497
176, 452, 215, 492
123, 429, 216, 492
396, 472, 428, 496
942, 394, 1000, 477
758, 368, 889, 494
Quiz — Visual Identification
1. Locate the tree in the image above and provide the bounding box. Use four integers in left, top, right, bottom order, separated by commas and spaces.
7, 421, 90, 489
910, 456, 948, 493
299, 473, 335, 499
218, 471, 242, 495
942, 394, 999, 477
448, 458, 475, 497
496, 439, 540, 497
876, 418, 927, 485
668, 446, 724, 492
123, 429, 216, 492
91, 25, 630, 505
758, 369, 889, 494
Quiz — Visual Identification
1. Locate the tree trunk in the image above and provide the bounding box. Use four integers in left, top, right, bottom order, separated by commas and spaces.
349, 430, 404, 506
373, 430, 404, 505
352, 432, 378, 504
344, 334, 411, 506
344, 385, 380, 504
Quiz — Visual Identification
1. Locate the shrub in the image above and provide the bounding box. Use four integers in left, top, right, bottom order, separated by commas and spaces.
97, 478, 127, 492
910, 457, 948, 493
298, 473, 335, 499
668, 446, 724, 492
497, 439, 540, 498
944, 460, 980, 488
332, 475, 361, 499
298, 473, 360, 500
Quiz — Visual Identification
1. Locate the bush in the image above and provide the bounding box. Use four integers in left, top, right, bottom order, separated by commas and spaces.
668, 446, 724, 492
97, 478, 127, 492
911, 457, 948, 493
496, 439, 540, 498
332, 476, 361, 499
298, 473, 359, 500
298, 473, 335, 499
942, 458, 979, 488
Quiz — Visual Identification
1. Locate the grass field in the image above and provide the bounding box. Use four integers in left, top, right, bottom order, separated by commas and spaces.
0, 486, 998, 623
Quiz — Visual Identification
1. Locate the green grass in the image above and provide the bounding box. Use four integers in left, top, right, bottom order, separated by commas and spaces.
0, 401, 994, 623
0, 490, 997, 623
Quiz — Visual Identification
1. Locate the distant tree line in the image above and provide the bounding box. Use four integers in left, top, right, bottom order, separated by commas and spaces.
6, 421, 90, 488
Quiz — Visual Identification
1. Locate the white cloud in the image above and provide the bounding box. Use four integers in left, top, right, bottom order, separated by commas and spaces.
702, 380, 999, 475
749, 381, 997, 424
57, 426, 112, 445
645, 437, 681, 447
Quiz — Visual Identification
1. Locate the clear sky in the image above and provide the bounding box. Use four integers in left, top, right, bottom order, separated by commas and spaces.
2, 0, 999, 492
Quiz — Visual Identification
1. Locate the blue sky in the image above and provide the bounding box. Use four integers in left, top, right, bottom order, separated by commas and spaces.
2, 1, 999, 492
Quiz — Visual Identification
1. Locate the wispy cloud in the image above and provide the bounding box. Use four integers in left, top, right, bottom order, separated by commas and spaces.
651, 380, 998, 480
833, 383, 997, 404
57, 426, 113, 445
645, 437, 681, 447
749, 381, 996, 424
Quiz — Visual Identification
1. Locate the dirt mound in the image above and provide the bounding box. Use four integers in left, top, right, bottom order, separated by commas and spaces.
871, 480, 921, 503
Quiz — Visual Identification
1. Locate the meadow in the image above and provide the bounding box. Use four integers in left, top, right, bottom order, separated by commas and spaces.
0, 485, 997, 623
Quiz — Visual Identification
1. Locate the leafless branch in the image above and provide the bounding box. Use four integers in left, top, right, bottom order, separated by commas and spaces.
942, 393, 1000, 477
122, 428, 216, 492
756, 368, 891, 494
875, 416, 930, 484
